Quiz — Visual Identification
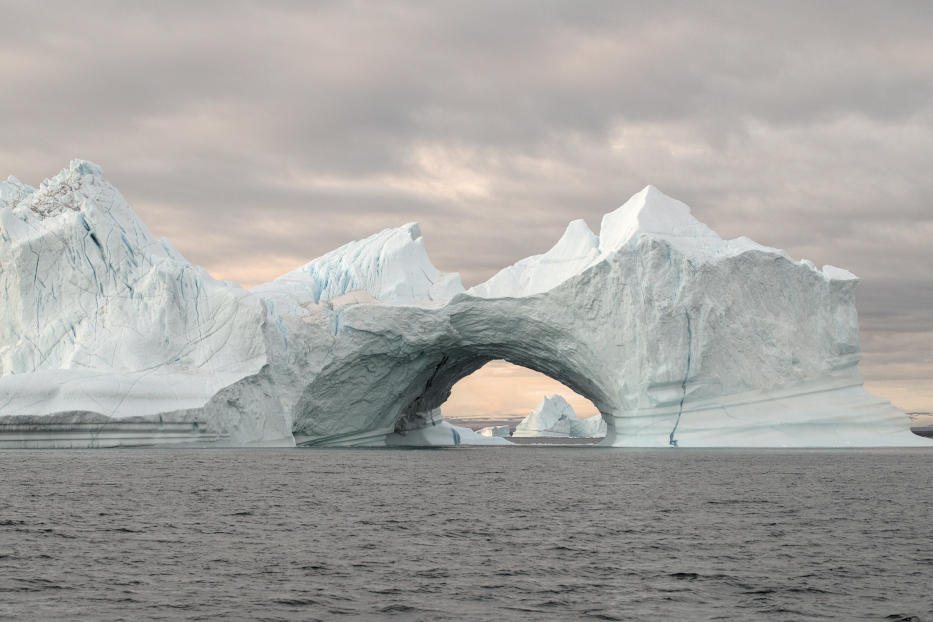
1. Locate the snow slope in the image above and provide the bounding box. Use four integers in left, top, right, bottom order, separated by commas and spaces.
253, 222, 463, 310
469, 185, 780, 299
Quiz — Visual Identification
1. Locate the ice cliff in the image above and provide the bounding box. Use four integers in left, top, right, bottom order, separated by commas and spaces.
0, 162, 290, 444
513, 395, 607, 438
0, 161, 925, 447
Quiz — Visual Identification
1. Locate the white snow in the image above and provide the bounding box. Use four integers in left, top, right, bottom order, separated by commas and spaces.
0, 161, 926, 448
468, 219, 602, 299
253, 222, 463, 310
468, 185, 785, 299
598, 185, 719, 251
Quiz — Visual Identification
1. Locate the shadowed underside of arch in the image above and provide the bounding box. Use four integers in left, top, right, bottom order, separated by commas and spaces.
291, 289, 622, 447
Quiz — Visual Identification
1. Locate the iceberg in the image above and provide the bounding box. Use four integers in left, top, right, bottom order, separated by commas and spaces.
0, 161, 926, 447
514, 395, 573, 437
0, 162, 291, 445
571, 412, 609, 439
513, 395, 607, 438
477, 425, 511, 438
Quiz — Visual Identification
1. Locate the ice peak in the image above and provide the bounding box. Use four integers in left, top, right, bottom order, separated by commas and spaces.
257, 221, 464, 306
466, 217, 603, 299
2, 158, 110, 219
405, 222, 422, 240
39, 159, 104, 192
551, 219, 599, 256
541, 393, 570, 408
67, 159, 104, 178
598, 185, 719, 252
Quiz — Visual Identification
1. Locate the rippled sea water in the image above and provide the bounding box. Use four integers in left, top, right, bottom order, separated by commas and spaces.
1, 448, 931, 621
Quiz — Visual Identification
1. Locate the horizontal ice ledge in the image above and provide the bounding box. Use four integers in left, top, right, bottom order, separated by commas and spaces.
610, 371, 922, 447
0, 160, 926, 448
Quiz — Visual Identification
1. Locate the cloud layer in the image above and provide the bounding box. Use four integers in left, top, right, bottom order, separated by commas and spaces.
2, 1, 930, 414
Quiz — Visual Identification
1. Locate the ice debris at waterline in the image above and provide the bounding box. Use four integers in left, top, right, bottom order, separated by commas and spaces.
477, 425, 511, 438
0, 160, 925, 448
513, 395, 607, 438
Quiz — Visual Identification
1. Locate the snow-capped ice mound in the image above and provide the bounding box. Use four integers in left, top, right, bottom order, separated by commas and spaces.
0, 161, 925, 447
254, 222, 463, 309
469, 185, 782, 299
597, 185, 717, 250
513, 395, 606, 438
468, 219, 602, 299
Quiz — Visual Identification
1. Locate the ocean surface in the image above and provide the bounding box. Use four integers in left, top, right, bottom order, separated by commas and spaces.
1, 448, 931, 621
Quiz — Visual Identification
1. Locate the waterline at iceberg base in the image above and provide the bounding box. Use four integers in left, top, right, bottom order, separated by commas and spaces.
0, 161, 924, 448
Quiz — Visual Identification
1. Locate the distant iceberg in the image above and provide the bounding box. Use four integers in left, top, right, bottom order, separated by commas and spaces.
477, 425, 511, 438
0, 160, 926, 448
513, 395, 607, 438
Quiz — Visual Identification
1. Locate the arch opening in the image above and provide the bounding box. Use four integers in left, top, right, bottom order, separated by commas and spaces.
294, 302, 624, 447
443, 360, 606, 443
389, 346, 613, 446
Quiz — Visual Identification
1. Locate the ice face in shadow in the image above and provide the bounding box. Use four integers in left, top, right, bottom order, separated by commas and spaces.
0, 161, 926, 448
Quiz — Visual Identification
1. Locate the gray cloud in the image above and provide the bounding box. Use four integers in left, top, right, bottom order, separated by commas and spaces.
1, 1, 930, 410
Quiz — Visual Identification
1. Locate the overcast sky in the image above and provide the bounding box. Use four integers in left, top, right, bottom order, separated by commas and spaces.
2, 1, 930, 417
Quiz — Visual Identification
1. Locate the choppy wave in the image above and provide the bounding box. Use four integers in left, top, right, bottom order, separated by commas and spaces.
1, 447, 931, 620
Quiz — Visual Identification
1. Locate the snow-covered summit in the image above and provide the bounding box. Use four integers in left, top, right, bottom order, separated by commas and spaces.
5, 160, 107, 219
469, 184, 794, 298
0, 160, 186, 264
598, 184, 718, 251
254, 222, 464, 309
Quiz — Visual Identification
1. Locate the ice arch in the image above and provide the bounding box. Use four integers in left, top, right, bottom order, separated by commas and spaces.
410, 359, 603, 429
279, 186, 919, 448
290, 295, 621, 446
1, 161, 924, 448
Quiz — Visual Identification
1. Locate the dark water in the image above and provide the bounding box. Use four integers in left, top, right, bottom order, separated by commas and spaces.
1, 448, 931, 621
